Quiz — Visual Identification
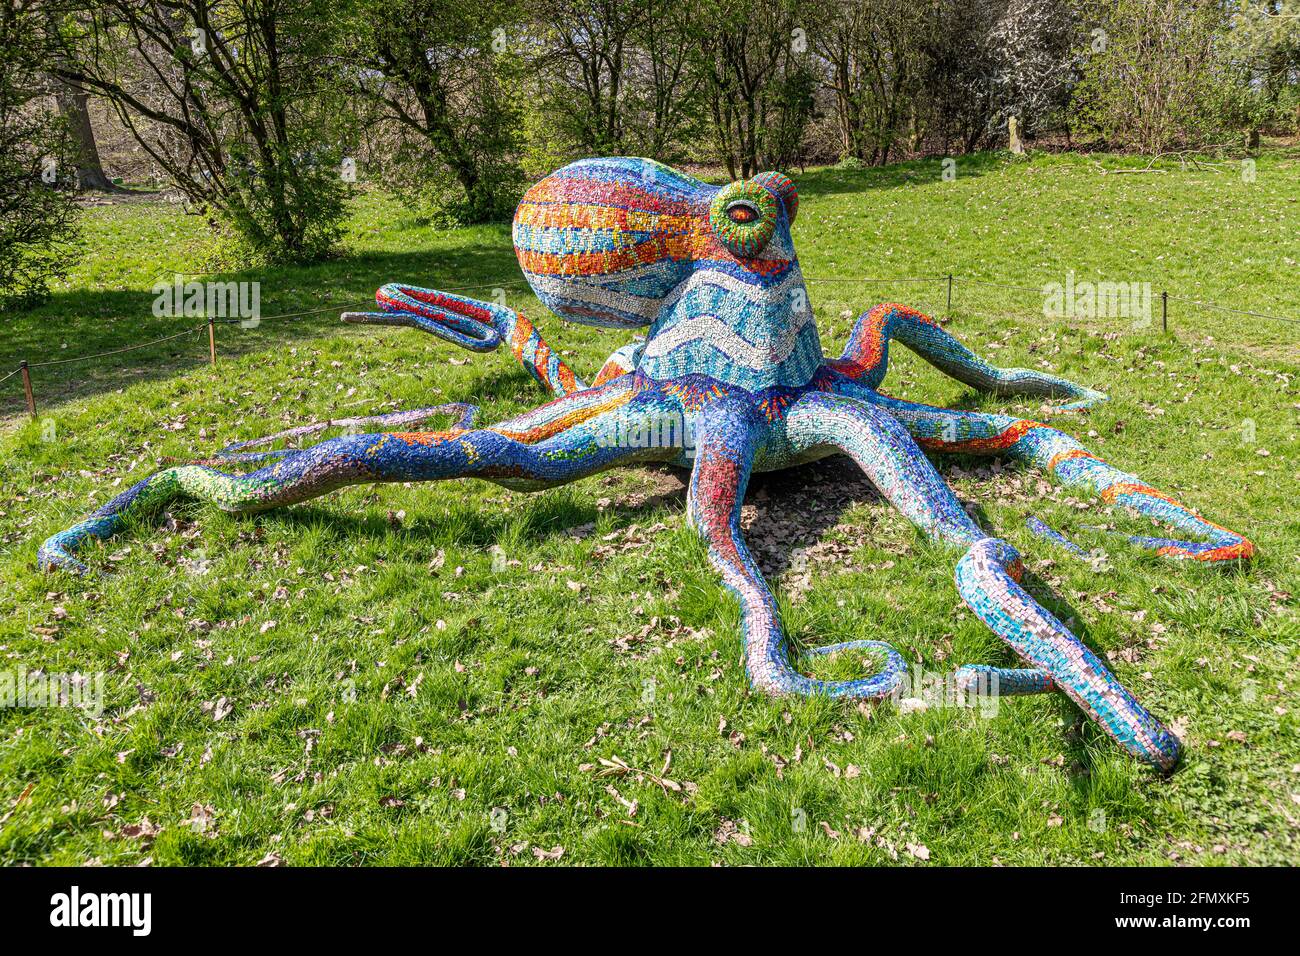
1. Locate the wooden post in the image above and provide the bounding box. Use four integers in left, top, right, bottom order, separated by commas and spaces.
20, 361, 36, 418
946, 274, 954, 314
1008, 116, 1024, 155
208, 316, 217, 364
1161, 290, 1168, 333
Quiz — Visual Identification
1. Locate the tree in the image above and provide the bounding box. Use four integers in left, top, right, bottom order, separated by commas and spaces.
986, 0, 1076, 138
916, 0, 1006, 155
49, 0, 349, 262
691, 0, 817, 178
809, 0, 1075, 164
341, 0, 526, 224
1070, 0, 1232, 153
537, 0, 645, 154
1225, 0, 1300, 136
1, 0, 80, 309
812, 0, 932, 164
623, 0, 703, 159
52, 77, 116, 190
526, 0, 703, 166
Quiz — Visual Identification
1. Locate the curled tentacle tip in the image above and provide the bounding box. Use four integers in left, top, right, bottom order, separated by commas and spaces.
438, 403, 480, 431
801, 638, 897, 658
1026, 515, 1089, 559
755, 639, 909, 700
1057, 393, 1109, 413
1195, 537, 1256, 564
37, 546, 90, 576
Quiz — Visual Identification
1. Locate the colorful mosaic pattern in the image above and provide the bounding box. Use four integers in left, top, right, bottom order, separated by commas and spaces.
39, 157, 1256, 773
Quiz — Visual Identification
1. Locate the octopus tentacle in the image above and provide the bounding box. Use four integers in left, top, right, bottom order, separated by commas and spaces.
952, 538, 1180, 771
37, 387, 661, 575
829, 304, 1107, 411
213, 404, 479, 459
343, 284, 587, 397
954, 665, 1056, 695
688, 398, 907, 698
784, 391, 1180, 772
860, 392, 1254, 563
481, 376, 636, 444
592, 342, 644, 387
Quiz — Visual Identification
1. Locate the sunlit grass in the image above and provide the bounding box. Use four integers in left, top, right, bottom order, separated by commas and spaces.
0, 148, 1295, 865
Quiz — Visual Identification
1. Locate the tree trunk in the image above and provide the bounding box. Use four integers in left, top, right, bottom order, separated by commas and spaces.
53, 80, 114, 191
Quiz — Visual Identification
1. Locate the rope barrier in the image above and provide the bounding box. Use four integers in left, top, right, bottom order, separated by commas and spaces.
804, 276, 940, 284
950, 277, 1049, 294
214, 282, 533, 325
4, 274, 1295, 419
216, 303, 371, 324
806, 275, 1300, 325
1162, 294, 1300, 326
24, 323, 206, 370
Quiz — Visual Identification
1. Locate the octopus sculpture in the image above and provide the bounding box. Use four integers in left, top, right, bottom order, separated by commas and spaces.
39, 157, 1254, 773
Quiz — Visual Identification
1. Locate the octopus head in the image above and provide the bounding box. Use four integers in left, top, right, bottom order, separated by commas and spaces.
513, 157, 816, 388
513, 158, 800, 324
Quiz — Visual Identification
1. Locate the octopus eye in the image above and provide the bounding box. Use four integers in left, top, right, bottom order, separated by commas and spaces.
726, 202, 759, 224
709, 181, 778, 258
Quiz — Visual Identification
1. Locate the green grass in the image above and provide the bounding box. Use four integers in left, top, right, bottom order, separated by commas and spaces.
0, 149, 1297, 866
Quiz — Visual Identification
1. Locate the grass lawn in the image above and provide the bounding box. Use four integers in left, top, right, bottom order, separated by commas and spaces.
0, 148, 1296, 866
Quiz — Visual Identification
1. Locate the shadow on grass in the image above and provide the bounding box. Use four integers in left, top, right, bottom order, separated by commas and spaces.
54, 433, 1135, 783
0, 151, 1015, 421
796, 151, 1007, 200
0, 246, 526, 418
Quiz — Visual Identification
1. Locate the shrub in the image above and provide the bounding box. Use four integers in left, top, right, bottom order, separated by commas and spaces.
0, 7, 80, 309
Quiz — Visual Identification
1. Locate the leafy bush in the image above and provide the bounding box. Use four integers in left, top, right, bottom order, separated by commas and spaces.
343, 0, 527, 226
1070, 0, 1235, 153
0, 8, 80, 310
218, 142, 349, 265
54, 1, 350, 264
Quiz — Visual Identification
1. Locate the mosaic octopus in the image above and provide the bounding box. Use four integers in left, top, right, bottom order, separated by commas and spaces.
39, 158, 1254, 773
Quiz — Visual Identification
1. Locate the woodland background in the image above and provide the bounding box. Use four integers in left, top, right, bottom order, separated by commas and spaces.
3, 0, 1299, 304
